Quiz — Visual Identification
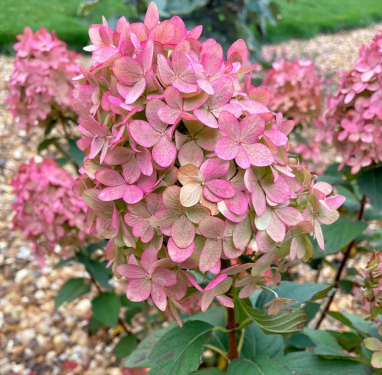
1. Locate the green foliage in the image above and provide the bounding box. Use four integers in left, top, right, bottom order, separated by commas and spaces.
148, 320, 214, 375
91, 292, 121, 327
114, 335, 138, 360
240, 300, 307, 334
358, 166, 382, 212
227, 356, 293, 375
54, 278, 90, 308
124, 324, 176, 368
312, 218, 367, 259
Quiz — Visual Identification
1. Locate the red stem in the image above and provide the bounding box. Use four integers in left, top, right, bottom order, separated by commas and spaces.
227, 307, 238, 360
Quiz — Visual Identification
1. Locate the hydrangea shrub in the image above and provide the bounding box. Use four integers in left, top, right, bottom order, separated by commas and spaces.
72, 2, 345, 323
262, 58, 323, 125
11, 158, 90, 266
7, 27, 80, 131
316, 30, 382, 174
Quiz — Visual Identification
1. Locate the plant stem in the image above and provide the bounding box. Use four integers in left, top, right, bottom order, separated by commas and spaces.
315, 194, 367, 329
204, 344, 230, 363
226, 307, 238, 360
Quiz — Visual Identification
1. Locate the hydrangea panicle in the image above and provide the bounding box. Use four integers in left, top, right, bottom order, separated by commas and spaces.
317, 30, 382, 174
7, 27, 80, 131
73, 2, 344, 322
12, 158, 91, 267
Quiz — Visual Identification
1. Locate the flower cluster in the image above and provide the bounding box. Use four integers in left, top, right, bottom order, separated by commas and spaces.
7, 27, 80, 131
262, 58, 322, 125
316, 30, 382, 174
11, 158, 90, 267
73, 3, 344, 322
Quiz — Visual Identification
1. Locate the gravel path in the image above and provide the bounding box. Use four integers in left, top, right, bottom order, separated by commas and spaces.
1, 23, 381, 375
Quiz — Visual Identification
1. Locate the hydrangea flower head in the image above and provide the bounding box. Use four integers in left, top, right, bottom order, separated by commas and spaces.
316, 30, 382, 174
262, 58, 322, 125
73, 3, 344, 322
11, 158, 90, 266
7, 27, 80, 131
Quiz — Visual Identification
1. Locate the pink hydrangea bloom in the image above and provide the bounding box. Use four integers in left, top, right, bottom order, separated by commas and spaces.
316, 30, 382, 174
262, 58, 322, 125
73, 3, 344, 322
11, 158, 90, 266
7, 27, 80, 131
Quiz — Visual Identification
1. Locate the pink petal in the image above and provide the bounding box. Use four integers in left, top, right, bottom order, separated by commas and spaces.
152, 267, 177, 286
133, 221, 153, 243
158, 105, 181, 124
146, 99, 167, 133
266, 212, 285, 243
233, 216, 252, 250
218, 111, 239, 139
235, 146, 251, 169
117, 264, 147, 279
179, 141, 204, 167
136, 147, 153, 176
215, 136, 238, 160
326, 195, 345, 210
217, 201, 247, 223
171, 215, 195, 248
164, 86, 183, 111
223, 237, 242, 259
200, 158, 230, 181
249, 87, 271, 105
95, 168, 125, 186
252, 184, 266, 217
180, 182, 203, 207
89, 138, 105, 159
105, 147, 134, 165
126, 278, 151, 302
124, 77, 146, 104
226, 191, 249, 215
163, 186, 182, 211
256, 231, 276, 253
167, 238, 195, 263
122, 185, 144, 204
203, 43, 223, 77
183, 91, 209, 111
205, 274, 227, 291
199, 216, 225, 238
142, 38, 154, 73
152, 135, 176, 168
208, 76, 234, 109
113, 56, 143, 85
227, 39, 248, 65
199, 238, 223, 272
157, 54, 175, 85
129, 120, 161, 148
240, 114, 265, 142
314, 220, 325, 250
262, 175, 291, 204
275, 206, 303, 226
205, 179, 235, 199
264, 129, 288, 146
98, 185, 125, 201
121, 157, 141, 184
144, 2, 159, 30
194, 108, 219, 128
216, 295, 234, 308
151, 282, 167, 311
242, 143, 274, 167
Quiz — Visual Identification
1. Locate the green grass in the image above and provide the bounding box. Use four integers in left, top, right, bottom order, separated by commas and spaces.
1, 0, 382, 53
0, 0, 132, 53
262, 0, 382, 44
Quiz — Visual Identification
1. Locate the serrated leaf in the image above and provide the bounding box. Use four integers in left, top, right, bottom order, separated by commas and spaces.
92, 292, 120, 327
114, 335, 138, 360
54, 278, 90, 308
282, 352, 372, 375
124, 324, 176, 368
227, 356, 293, 375
312, 218, 367, 259
358, 166, 382, 211
240, 300, 307, 334
148, 320, 213, 375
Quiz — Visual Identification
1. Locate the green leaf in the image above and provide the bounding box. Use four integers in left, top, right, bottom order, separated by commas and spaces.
124, 324, 176, 368
67, 138, 84, 167
227, 357, 293, 375
89, 316, 103, 334
303, 302, 320, 324
44, 119, 58, 137
312, 218, 367, 259
148, 320, 213, 375
303, 328, 348, 358
114, 335, 138, 360
282, 352, 373, 375
92, 292, 120, 327
240, 300, 307, 334
255, 282, 332, 309
53, 257, 74, 269
54, 278, 90, 308
241, 323, 283, 359
358, 166, 382, 211
37, 137, 60, 153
